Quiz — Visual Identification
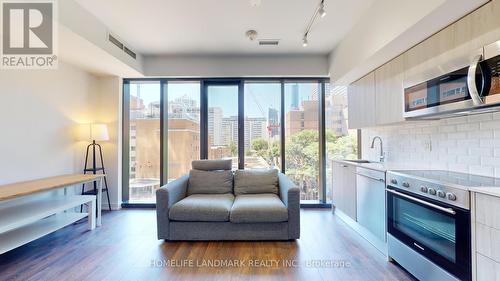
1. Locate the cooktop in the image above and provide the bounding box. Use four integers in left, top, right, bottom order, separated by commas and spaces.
389, 169, 500, 188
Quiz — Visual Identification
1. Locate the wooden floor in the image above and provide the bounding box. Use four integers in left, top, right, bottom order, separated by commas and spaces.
0, 209, 415, 281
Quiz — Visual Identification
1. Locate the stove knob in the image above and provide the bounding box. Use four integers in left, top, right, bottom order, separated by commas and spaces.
437, 190, 446, 198
428, 188, 436, 195
420, 186, 428, 193
402, 182, 410, 188
390, 178, 398, 185
447, 193, 457, 201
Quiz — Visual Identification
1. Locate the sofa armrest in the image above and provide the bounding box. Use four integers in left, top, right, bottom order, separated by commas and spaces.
155, 175, 189, 239
278, 173, 300, 239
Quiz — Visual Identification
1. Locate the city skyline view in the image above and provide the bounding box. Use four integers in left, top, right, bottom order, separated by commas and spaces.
127, 81, 354, 203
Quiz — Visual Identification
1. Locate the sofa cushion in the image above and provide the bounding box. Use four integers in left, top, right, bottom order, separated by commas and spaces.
169, 194, 234, 222
192, 159, 232, 171
234, 169, 278, 195
188, 169, 233, 195
230, 194, 288, 223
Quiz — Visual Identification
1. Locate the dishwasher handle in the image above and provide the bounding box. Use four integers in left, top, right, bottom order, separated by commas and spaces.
356, 172, 385, 182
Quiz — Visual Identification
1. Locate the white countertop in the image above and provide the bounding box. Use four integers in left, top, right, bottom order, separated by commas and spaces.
332, 159, 500, 198
332, 159, 426, 173
468, 187, 500, 197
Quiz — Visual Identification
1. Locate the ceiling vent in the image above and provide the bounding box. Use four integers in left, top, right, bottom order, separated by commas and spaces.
258, 39, 280, 46
108, 33, 123, 50
123, 46, 137, 59
108, 33, 137, 60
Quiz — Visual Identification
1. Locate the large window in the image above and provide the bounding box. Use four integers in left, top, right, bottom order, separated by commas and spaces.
244, 82, 281, 169
207, 84, 239, 170
284, 82, 321, 202
325, 85, 358, 203
123, 78, 357, 206
127, 81, 161, 203
167, 82, 201, 181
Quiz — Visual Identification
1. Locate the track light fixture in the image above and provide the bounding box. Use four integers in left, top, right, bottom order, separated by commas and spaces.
318, 2, 327, 18
302, 0, 327, 47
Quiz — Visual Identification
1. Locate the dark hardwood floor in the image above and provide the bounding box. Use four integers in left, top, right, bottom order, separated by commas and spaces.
0, 209, 415, 281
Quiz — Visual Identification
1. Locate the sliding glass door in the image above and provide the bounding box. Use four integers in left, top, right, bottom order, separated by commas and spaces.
126, 81, 161, 203
284, 82, 321, 202
166, 82, 201, 182
206, 83, 241, 170
244, 82, 281, 169
123, 78, 338, 206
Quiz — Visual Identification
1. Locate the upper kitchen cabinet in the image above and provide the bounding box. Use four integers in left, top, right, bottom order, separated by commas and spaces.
375, 55, 405, 125
348, 72, 376, 129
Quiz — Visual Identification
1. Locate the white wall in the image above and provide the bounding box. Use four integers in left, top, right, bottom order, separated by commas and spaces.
0, 62, 97, 184
92, 76, 122, 209
143, 54, 329, 77
0, 62, 122, 209
362, 114, 500, 177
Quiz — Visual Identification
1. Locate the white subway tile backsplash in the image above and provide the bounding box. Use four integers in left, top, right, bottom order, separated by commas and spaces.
492, 112, 500, 120
446, 116, 468, 125
468, 113, 493, 122
440, 125, 457, 133
362, 113, 500, 178
457, 123, 480, 132
469, 165, 494, 176
480, 121, 500, 130
482, 157, 500, 167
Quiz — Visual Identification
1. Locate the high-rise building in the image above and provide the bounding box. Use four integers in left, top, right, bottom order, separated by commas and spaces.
285, 100, 319, 136
208, 107, 223, 146
245, 117, 267, 149
325, 86, 349, 136
291, 83, 299, 109
221, 116, 238, 146
268, 108, 280, 138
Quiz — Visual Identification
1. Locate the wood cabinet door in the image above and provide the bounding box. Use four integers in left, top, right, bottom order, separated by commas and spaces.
348, 72, 376, 129
375, 55, 405, 125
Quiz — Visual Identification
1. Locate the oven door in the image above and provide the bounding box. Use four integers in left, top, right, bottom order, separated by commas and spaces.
386, 187, 471, 281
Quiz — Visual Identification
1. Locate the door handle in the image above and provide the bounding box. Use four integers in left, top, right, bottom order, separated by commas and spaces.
468, 54, 485, 106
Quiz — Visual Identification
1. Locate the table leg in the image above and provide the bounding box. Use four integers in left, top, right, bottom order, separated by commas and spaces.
97, 177, 102, 227
88, 198, 96, 230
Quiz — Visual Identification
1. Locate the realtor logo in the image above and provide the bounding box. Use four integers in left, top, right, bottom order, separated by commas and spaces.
1, 0, 57, 69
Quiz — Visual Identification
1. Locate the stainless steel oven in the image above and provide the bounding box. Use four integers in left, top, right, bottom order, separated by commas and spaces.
403, 39, 500, 119
386, 170, 471, 281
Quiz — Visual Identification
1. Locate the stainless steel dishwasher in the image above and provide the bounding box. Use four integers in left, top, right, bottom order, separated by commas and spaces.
355, 167, 386, 242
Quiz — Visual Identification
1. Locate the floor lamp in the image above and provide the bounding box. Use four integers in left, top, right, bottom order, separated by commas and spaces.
79, 123, 112, 212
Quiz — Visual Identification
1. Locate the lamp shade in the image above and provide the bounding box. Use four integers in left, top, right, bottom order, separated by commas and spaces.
91, 124, 109, 141
77, 123, 109, 142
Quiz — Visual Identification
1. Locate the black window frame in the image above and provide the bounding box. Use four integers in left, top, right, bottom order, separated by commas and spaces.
122, 77, 344, 209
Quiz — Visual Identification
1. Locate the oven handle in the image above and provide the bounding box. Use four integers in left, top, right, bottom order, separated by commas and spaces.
386, 189, 456, 215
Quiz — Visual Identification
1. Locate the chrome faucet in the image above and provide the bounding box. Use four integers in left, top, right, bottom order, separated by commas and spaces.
370, 136, 385, 163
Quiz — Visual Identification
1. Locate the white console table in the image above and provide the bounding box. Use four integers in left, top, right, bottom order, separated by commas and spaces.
0, 174, 104, 254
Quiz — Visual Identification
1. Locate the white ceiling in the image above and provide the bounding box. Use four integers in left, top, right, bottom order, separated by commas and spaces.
75, 0, 374, 56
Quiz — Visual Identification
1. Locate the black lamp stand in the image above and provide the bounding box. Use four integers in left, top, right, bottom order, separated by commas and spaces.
81, 140, 112, 212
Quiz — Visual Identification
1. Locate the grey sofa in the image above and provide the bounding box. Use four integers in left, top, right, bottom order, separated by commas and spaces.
156, 159, 300, 240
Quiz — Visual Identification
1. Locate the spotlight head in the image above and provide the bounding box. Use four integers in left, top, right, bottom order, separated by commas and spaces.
302, 36, 308, 47
319, 3, 327, 18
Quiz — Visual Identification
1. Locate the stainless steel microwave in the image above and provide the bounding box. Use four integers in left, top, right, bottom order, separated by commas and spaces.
403, 39, 500, 119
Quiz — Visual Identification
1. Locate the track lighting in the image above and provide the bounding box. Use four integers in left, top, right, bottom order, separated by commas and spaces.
301, 0, 327, 46
318, 2, 326, 18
